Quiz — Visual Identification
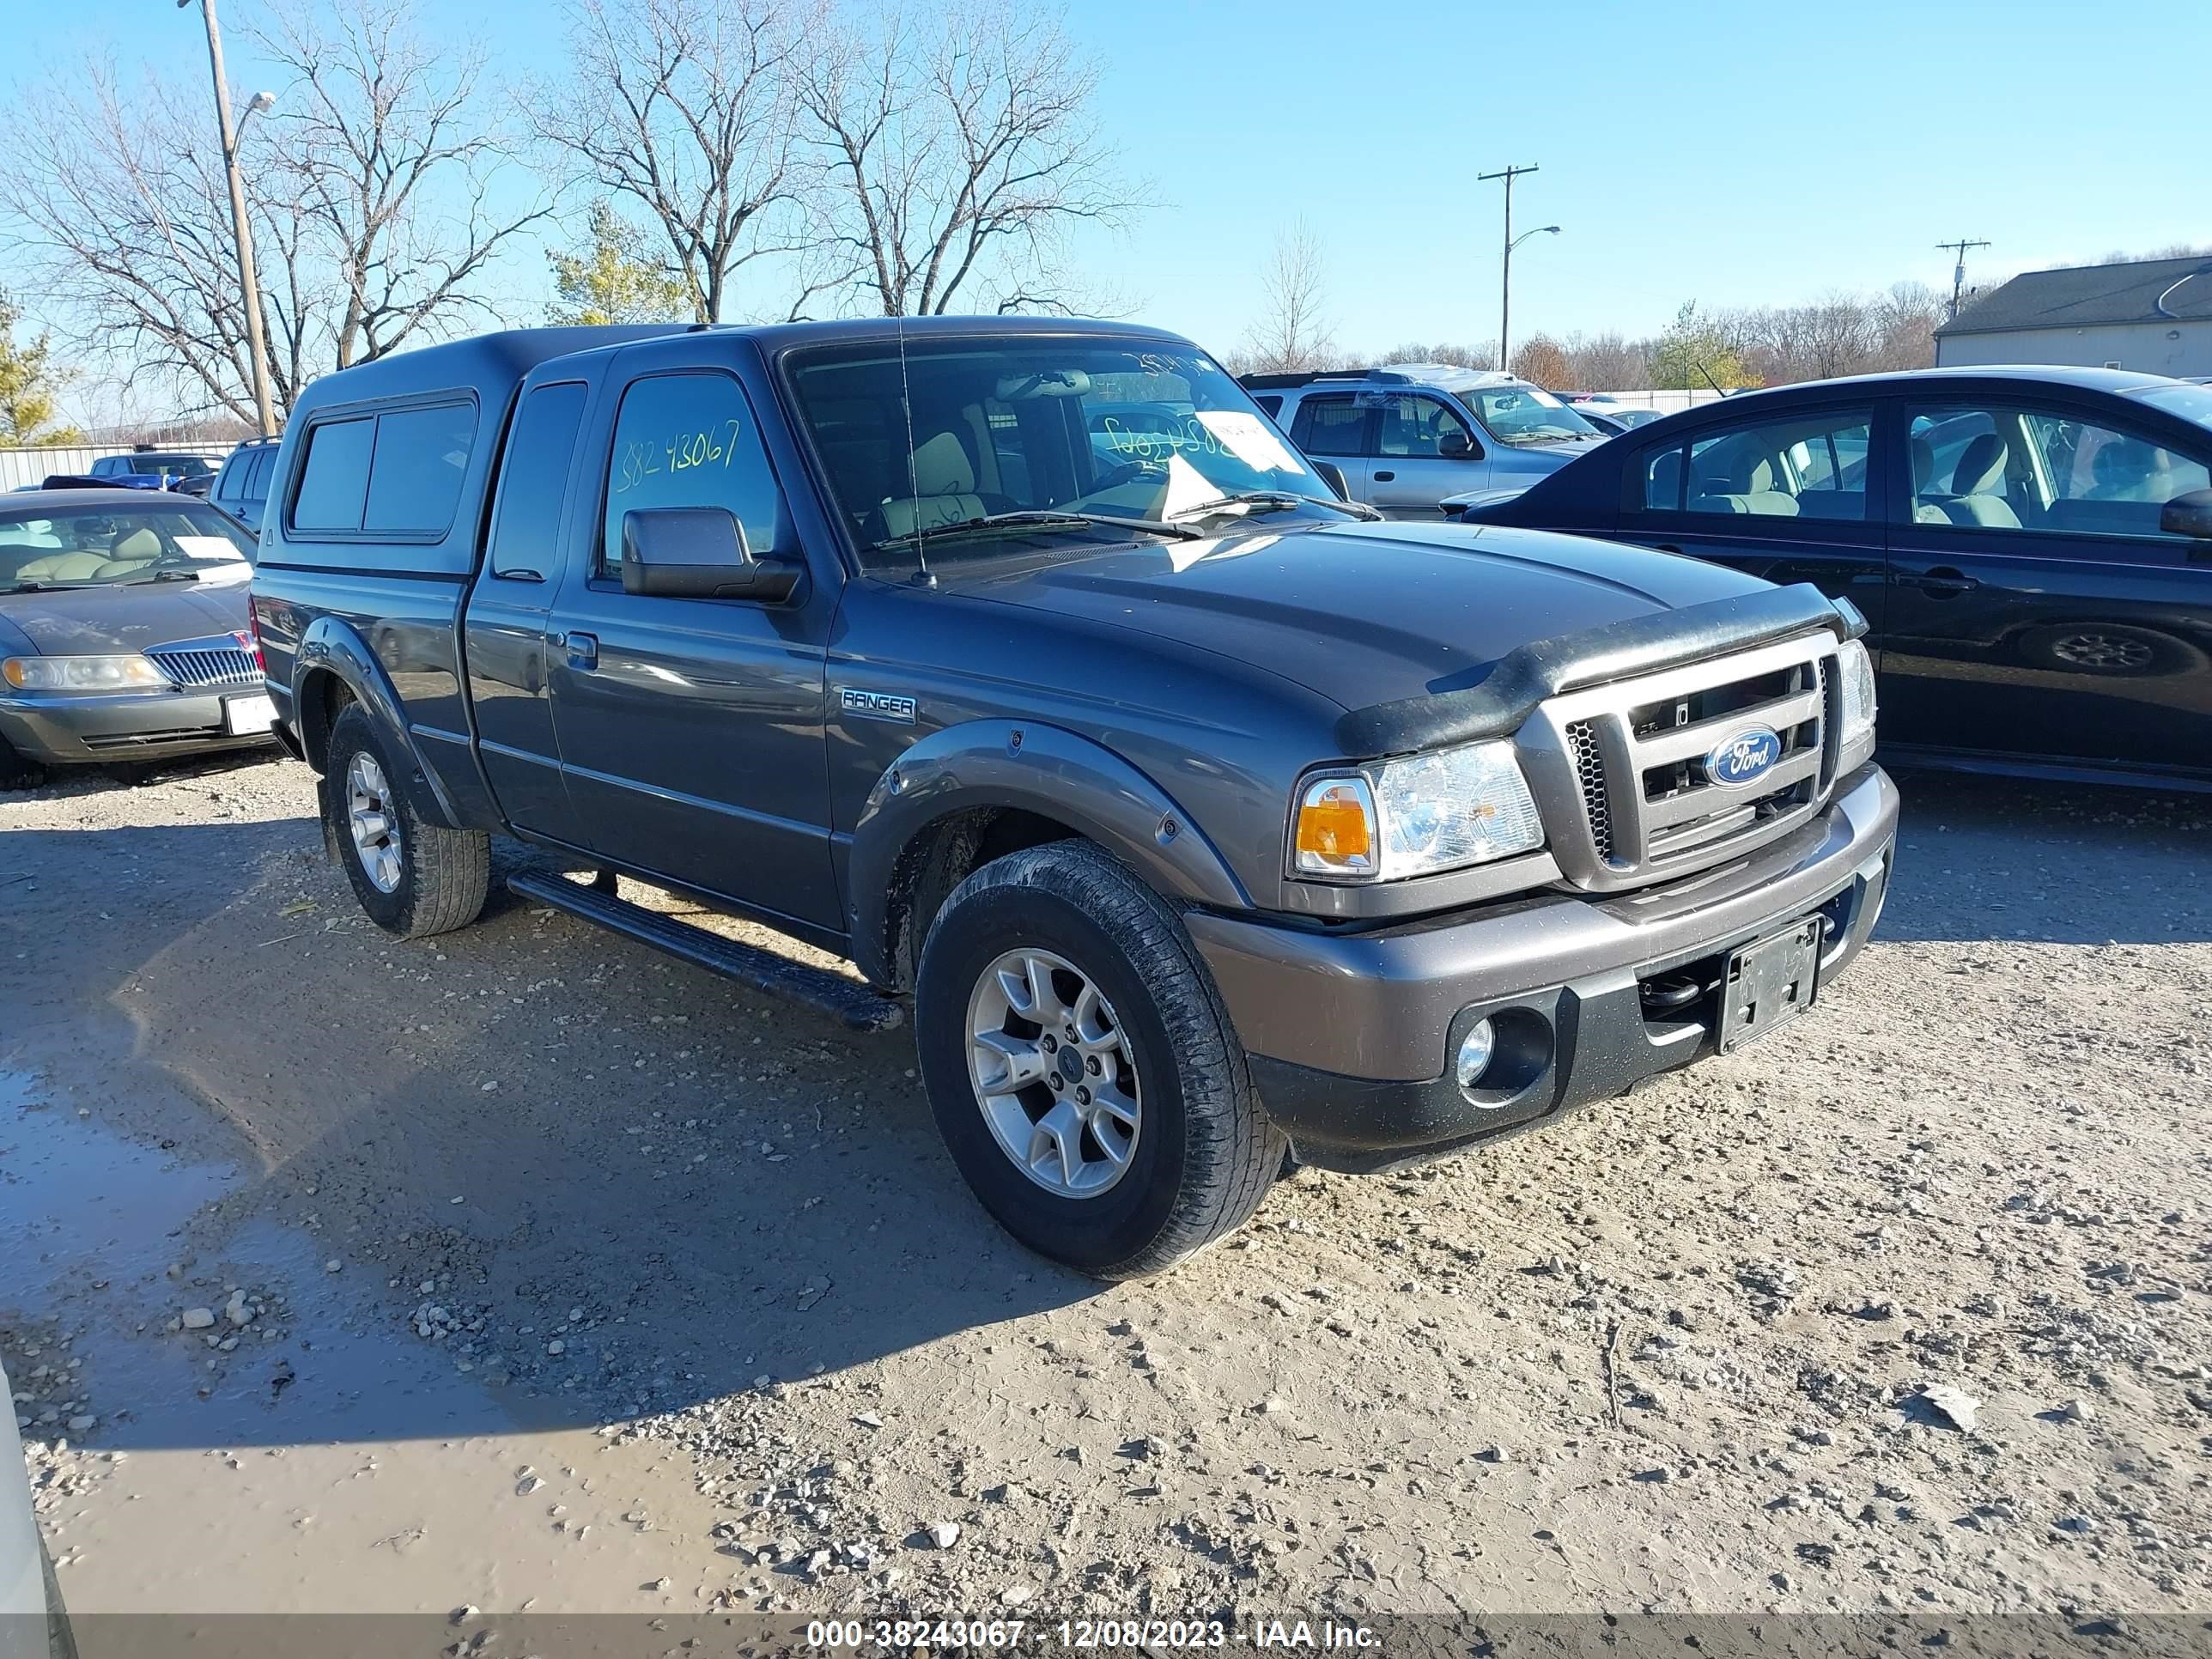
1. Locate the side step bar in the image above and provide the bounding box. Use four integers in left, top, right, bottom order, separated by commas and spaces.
507, 871, 905, 1033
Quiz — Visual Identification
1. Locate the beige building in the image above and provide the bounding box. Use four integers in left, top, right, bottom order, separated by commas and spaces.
1935, 255, 2212, 378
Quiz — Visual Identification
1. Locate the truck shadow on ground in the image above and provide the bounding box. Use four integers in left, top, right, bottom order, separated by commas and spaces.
2, 780, 1085, 1454
1873, 767, 2212, 946
3, 761, 2207, 1455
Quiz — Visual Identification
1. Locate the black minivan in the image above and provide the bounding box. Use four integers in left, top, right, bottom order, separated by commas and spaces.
1458, 367, 2212, 793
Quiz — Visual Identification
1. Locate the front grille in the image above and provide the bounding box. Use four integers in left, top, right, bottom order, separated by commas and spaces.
1527, 632, 1839, 892
146, 638, 258, 690
1565, 719, 1611, 859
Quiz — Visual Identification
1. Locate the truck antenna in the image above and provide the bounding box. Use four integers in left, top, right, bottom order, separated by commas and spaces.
895, 307, 934, 587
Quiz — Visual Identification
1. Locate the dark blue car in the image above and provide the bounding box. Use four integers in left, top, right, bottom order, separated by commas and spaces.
1455, 367, 2212, 792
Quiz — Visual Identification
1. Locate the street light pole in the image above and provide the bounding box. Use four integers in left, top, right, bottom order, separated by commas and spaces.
1479, 163, 1540, 370
1501, 224, 1562, 374
188, 0, 278, 437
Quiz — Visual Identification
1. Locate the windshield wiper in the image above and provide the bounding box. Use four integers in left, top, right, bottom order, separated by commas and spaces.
871, 509, 1203, 553
123, 568, 201, 584
1170, 489, 1382, 523
6, 580, 93, 593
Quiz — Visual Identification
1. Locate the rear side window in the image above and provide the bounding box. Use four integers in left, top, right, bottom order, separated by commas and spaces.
1638, 409, 1871, 521
1251, 394, 1283, 420
290, 418, 374, 531
363, 404, 475, 532
248, 446, 276, 497
487, 382, 588, 579
598, 372, 787, 578
1291, 394, 1369, 457
289, 402, 477, 536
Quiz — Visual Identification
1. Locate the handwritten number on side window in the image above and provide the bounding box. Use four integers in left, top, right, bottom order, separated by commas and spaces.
614, 419, 744, 494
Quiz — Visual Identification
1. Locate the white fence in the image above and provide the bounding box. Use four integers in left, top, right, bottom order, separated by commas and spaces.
1575, 389, 1733, 414
0, 443, 240, 492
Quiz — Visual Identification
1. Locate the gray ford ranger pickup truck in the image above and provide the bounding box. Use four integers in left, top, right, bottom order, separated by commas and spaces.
248, 319, 1897, 1279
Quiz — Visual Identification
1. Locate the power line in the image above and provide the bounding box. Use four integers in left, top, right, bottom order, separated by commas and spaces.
1936, 238, 1991, 323
1480, 164, 1540, 368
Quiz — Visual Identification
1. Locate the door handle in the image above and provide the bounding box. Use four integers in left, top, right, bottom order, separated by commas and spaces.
564, 631, 599, 670
1372, 470, 1396, 482
1907, 566, 1979, 598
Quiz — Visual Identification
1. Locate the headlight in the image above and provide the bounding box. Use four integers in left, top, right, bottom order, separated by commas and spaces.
2, 654, 170, 692
1837, 639, 1876, 752
1294, 740, 1545, 882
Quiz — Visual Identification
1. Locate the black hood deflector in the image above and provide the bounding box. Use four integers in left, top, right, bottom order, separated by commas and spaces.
1334, 582, 1854, 758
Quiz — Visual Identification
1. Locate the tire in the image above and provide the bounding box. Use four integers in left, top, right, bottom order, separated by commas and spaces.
0, 733, 41, 792
914, 841, 1284, 1279
320, 704, 489, 939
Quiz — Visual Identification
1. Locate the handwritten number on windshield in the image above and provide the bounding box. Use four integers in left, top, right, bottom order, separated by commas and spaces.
1099, 415, 1225, 463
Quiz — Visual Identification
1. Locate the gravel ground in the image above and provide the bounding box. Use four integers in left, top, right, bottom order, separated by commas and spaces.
3, 750, 2210, 1626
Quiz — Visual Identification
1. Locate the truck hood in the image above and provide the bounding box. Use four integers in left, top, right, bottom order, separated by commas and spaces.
951, 517, 1767, 713
0, 577, 252, 658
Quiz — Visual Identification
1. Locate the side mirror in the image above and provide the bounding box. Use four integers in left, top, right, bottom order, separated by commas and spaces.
2160, 488, 2212, 540
620, 507, 802, 603
1438, 431, 1476, 459
1310, 460, 1351, 501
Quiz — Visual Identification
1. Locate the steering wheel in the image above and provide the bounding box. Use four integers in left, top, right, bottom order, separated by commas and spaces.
1091, 457, 1166, 491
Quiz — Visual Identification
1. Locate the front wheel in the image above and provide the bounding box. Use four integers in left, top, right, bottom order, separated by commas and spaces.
320, 704, 489, 939
915, 842, 1283, 1279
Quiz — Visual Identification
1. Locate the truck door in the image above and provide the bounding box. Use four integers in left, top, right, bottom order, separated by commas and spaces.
543, 349, 842, 930
465, 378, 592, 840
1363, 392, 1490, 517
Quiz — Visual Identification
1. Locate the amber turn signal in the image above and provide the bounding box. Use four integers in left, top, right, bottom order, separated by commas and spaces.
1293, 779, 1376, 875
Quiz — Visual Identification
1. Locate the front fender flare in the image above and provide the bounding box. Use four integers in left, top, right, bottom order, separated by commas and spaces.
846, 720, 1252, 988
295, 615, 462, 830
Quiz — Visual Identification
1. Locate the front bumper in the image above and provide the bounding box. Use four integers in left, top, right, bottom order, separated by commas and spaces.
1189, 764, 1899, 1173
0, 688, 276, 766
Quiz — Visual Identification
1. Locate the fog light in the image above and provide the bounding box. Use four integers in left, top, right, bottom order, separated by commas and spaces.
1455, 1018, 1497, 1093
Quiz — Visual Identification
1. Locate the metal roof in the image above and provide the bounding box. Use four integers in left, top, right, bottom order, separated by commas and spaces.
1937, 256, 2212, 337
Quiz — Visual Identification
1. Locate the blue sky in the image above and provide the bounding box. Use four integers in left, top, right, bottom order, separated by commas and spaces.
18, 0, 2211, 362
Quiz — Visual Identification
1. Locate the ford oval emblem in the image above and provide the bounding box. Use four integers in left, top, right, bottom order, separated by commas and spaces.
1706, 726, 1783, 787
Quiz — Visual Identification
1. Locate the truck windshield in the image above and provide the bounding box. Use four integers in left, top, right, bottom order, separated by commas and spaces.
1468, 384, 1604, 445
787, 337, 1343, 571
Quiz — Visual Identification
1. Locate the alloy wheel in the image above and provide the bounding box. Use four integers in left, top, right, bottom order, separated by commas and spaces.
965, 947, 1141, 1198
345, 751, 404, 894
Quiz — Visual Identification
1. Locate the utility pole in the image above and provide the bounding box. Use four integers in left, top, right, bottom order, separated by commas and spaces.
188, 0, 278, 437
1480, 163, 1540, 370
1936, 237, 1991, 323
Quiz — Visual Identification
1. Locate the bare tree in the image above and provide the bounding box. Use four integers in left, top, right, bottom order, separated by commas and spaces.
1870, 281, 1941, 370
2, 3, 545, 422
1509, 334, 1572, 390
799, 0, 1139, 317
1559, 331, 1646, 392
255, 0, 551, 370
0, 58, 335, 423
1380, 340, 1497, 370
532, 0, 808, 325
1238, 221, 1335, 374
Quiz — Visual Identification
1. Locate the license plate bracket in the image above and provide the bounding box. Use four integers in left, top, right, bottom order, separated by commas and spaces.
1717, 916, 1822, 1054
222, 692, 276, 736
